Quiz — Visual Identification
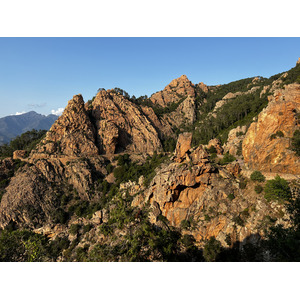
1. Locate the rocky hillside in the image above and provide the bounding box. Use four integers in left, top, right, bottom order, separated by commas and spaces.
0, 59, 299, 262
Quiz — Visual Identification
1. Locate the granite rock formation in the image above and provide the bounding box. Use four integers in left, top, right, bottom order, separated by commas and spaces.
243, 83, 300, 174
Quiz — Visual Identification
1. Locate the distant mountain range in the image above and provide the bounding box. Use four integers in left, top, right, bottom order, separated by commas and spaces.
0, 111, 58, 145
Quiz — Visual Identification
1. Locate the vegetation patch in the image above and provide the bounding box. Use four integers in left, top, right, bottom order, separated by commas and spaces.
250, 171, 265, 182
264, 175, 292, 204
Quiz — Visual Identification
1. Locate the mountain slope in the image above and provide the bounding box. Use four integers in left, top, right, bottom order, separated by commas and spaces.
0, 111, 58, 145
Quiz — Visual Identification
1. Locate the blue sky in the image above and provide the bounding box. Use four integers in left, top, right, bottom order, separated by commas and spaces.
0, 37, 299, 117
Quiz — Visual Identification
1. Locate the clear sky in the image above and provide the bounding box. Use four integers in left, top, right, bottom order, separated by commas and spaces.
0, 37, 299, 118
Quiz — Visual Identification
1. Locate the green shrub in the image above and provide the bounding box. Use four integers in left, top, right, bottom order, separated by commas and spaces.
204, 214, 211, 221
203, 237, 222, 262
239, 179, 247, 189
270, 131, 284, 140
207, 145, 217, 154
227, 193, 235, 200
264, 175, 292, 203
69, 224, 81, 235
233, 215, 245, 227
219, 153, 236, 165
210, 153, 217, 160
250, 171, 265, 182
83, 224, 93, 233
180, 219, 191, 230
162, 138, 176, 153
0, 129, 47, 158
290, 130, 300, 156
106, 163, 114, 174
181, 234, 196, 248
51, 208, 69, 224
0, 229, 50, 262
99, 223, 113, 236
254, 184, 263, 194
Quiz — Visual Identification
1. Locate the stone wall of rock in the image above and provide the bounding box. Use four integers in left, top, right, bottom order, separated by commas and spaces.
91, 90, 162, 154
243, 84, 300, 174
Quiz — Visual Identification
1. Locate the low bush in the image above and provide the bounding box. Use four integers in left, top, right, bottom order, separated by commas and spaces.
254, 184, 263, 194
264, 175, 292, 203
219, 153, 236, 165
180, 219, 191, 230
250, 171, 265, 182
290, 130, 300, 156
227, 193, 235, 200
203, 237, 222, 262
69, 224, 81, 235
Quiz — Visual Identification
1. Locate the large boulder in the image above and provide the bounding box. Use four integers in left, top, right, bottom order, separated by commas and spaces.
175, 132, 193, 162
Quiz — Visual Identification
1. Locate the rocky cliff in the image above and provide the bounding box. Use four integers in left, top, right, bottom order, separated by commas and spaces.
91, 90, 162, 154
243, 83, 300, 174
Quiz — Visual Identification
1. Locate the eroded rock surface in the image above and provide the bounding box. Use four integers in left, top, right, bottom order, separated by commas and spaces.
32, 94, 99, 158
150, 75, 196, 107
92, 90, 162, 154
243, 84, 300, 174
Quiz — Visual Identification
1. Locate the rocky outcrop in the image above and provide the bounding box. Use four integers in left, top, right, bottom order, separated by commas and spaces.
13, 150, 27, 160
0, 158, 14, 181
243, 84, 300, 174
174, 132, 193, 162
223, 86, 260, 100
32, 95, 99, 158
92, 90, 162, 154
208, 138, 223, 155
0, 155, 107, 229
133, 143, 286, 246
0, 163, 58, 228
162, 95, 196, 128
150, 75, 196, 107
223, 125, 247, 156
196, 82, 209, 94
140, 106, 174, 140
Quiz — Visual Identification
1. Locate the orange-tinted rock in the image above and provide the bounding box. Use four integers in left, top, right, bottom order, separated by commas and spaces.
32, 94, 99, 157
175, 132, 192, 161
243, 84, 300, 174
13, 150, 27, 160
223, 125, 247, 156
197, 82, 209, 94
190, 145, 209, 164
225, 162, 241, 177
163, 96, 196, 128
140, 105, 174, 140
150, 75, 195, 107
208, 138, 223, 155
92, 90, 162, 154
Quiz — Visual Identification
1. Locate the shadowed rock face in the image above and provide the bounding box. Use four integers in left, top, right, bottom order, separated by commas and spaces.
243, 84, 300, 174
